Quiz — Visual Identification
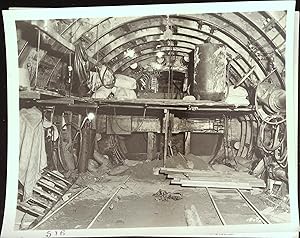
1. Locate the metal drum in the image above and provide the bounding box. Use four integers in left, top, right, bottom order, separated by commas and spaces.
194, 43, 227, 101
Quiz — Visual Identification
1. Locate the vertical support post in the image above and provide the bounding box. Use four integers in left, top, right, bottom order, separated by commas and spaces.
163, 109, 170, 167
184, 131, 191, 155
34, 29, 41, 89
67, 112, 73, 142
223, 115, 229, 162
78, 114, 82, 128
147, 132, 156, 161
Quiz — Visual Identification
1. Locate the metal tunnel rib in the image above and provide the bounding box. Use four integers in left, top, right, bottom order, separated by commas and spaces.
89, 15, 267, 83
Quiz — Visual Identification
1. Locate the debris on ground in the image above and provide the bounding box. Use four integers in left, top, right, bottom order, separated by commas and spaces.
109, 165, 129, 176
184, 204, 203, 226
62, 193, 72, 201
152, 189, 183, 201
124, 159, 142, 167
211, 163, 236, 172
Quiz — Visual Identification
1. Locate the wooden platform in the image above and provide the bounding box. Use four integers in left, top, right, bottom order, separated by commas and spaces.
19, 89, 254, 112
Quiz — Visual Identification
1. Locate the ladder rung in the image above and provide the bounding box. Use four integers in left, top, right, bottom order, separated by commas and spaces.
37, 181, 63, 196
17, 202, 45, 217
44, 170, 72, 185
33, 188, 58, 202
41, 175, 67, 189
30, 197, 51, 209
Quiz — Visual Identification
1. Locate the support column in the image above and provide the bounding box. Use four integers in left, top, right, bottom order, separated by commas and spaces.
163, 109, 170, 167
147, 132, 156, 161
184, 132, 191, 155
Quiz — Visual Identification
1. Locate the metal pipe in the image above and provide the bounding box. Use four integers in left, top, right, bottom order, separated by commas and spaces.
234, 66, 256, 89
18, 41, 28, 58
34, 29, 41, 89
45, 58, 62, 89
86, 175, 131, 229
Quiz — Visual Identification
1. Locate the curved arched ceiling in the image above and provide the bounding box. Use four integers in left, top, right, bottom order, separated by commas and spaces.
21, 10, 287, 90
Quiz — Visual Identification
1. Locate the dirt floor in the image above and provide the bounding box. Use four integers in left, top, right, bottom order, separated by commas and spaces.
16, 154, 290, 230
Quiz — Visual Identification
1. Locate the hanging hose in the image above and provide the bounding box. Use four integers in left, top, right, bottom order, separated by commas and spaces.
95, 65, 115, 89
74, 44, 90, 92
259, 115, 286, 152
246, 114, 257, 160
271, 141, 288, 169
236, 116, 247, 158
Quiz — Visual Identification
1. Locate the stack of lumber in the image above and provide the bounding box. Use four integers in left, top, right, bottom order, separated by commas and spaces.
159, 167, 266, 190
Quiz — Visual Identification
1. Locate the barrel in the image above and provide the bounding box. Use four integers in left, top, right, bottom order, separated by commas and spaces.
194, 44, 227, 101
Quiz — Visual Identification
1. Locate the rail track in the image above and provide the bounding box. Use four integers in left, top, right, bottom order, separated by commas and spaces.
205, 187, 271, 225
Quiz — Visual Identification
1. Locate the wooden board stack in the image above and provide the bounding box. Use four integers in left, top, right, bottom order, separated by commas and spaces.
159, 167, 266, 190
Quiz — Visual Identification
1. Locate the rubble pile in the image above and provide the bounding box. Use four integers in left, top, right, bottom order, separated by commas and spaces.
152, 189, 183, 201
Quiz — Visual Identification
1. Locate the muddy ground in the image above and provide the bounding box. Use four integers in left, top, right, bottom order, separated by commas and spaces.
15, 154, 290, 230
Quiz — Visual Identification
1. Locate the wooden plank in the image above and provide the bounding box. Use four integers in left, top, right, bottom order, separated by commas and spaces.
170, 176, 264, 187
167, 172, 264, 181
160, 167, 263, 178
164, 169, 265, 187
178, 181, 252, 190
19, 90, 41, 99
106, 115, 132, 135
36, 98, 75, 105
178, 179, 251, 187
160, 167, 238, 175
94, 98, 237, 107
132, 117, 160, 133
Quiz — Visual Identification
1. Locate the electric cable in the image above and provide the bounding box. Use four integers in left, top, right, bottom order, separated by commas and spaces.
95, 65, 116, 89
259, 114, 286, 151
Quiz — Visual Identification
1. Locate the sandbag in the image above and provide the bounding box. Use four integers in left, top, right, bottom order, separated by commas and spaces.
92, 86, 116, 99
225, 85, 250, 106
87, 159, 99, 172
93, 150, 110, 167
114, 74, 137, 89
114, 87, 137, 100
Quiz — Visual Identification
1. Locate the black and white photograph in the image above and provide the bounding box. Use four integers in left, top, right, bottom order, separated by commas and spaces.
1, 1, 299, 237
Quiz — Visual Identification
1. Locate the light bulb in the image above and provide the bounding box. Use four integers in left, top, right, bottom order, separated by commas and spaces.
156, 52, 164, 58
87, 112, 95, 121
